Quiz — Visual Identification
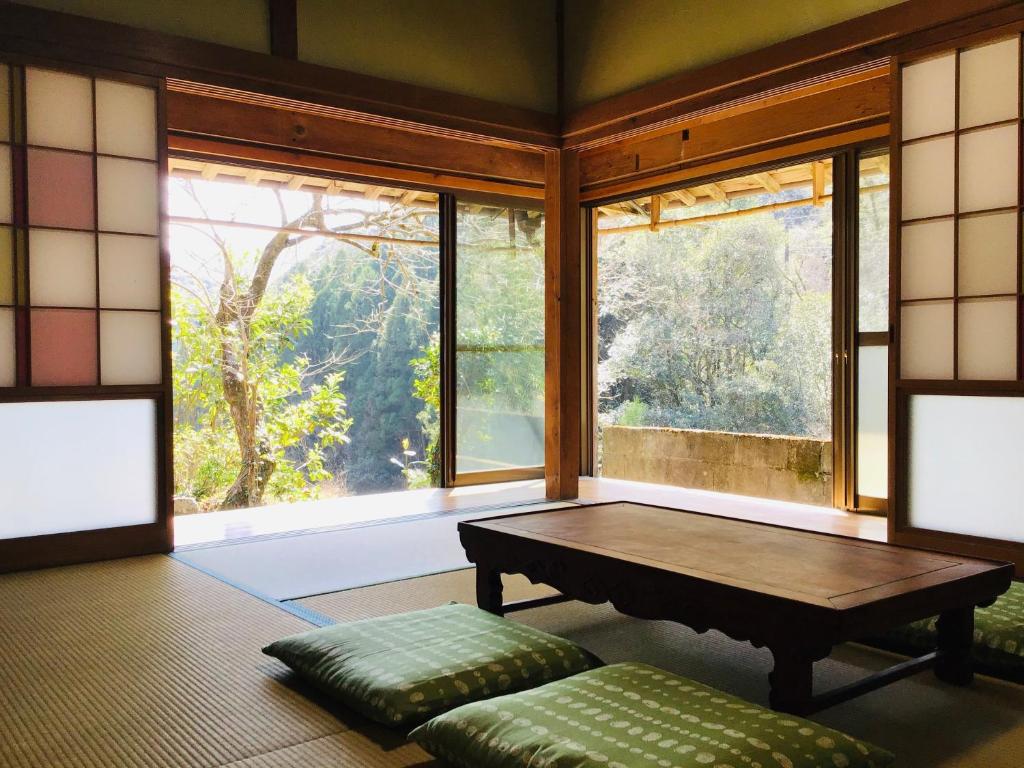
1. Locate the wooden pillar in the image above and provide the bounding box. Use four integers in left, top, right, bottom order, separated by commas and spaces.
544, 149, 582, 499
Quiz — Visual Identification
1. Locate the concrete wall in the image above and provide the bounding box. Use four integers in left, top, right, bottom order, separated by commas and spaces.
601, 425, 831, 507
562, 0, 903, 110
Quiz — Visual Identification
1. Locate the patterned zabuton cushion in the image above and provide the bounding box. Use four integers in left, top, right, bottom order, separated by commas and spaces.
863, 580, 1024, 683
262, 603, 602, 727
410, 662, 895, 768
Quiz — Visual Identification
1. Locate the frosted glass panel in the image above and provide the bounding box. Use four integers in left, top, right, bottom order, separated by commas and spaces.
25, 68, 93, 152
959, 124, 1019, 212
100, 310, 162, 385
99, 234, 161, 310
0, 308, 13, 387
30, 308, 97, 386
96, 80, 157, 160
908, 395, 1024, 542
900, 219, 954, 300
901, 301, 953, 379
958, 298, 1017, 380
901, 54, 956, 141
0, 144, 11, 225
959, 37, 1020, 129
857, 345, 887, 499
0, 399, 157, 539
0, 64, 8, 143
958, 211, 1017, 296
29, 229, 96, 308
27, 148, 95, 230
901, 137, 954, 220
97, 157, 159, 235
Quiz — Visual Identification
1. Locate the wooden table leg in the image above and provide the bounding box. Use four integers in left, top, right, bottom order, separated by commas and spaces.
935, 606, 974, 686
768, 649, 815, 714
475, 565, 504, 616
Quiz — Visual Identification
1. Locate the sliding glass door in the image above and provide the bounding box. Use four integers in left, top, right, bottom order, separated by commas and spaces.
451, 196, 545, 484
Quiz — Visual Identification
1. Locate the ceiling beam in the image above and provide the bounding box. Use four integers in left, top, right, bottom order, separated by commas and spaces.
753, 172, 781, 194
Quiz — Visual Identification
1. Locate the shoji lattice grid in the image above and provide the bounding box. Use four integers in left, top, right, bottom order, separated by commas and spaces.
0, 64, 162, 388
898, 36, 1022, 381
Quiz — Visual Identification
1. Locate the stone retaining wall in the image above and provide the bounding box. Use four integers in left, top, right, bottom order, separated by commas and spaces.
601, 425, 831, 506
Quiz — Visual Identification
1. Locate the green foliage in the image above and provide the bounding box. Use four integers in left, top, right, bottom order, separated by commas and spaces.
172, 270, 351, 506
409, 335, 441, 488
599, 195, 834, 441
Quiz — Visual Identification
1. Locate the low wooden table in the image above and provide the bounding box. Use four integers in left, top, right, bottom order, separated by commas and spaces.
458, 502, 1013, 715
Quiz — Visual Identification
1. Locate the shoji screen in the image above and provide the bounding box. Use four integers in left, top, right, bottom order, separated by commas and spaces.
895, 32, 1024, 568
0, 62, 167, 571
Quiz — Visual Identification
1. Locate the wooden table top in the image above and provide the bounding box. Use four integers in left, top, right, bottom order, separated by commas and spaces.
462, 502, 1012, 610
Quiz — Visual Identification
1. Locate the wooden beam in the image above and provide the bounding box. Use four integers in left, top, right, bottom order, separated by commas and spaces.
703, 183, 727, 203
649, 195, 661, 231
671, 188, 698, 206
563, 0, 1021, 149
169, 215, 438, 247
268, 0, 298, 60
544, 150, 582, 500
167, 91, 546, 187
286, 176, 304, 190
0, 2, 558, 149
812, 161, 826, 206
753, 172, 782, 193
169, 135, 546, 200
244, 168, 264, 185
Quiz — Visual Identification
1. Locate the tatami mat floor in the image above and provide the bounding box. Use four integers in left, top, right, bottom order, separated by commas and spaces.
1, 554, 1022, 768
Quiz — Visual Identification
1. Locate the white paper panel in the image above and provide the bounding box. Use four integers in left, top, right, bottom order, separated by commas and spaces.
0, 399, 157, 539
959, 124, 1019, 213
908, 395, 1024, 543
25, 68, 93, 152
29, 229, 96, 307
856, 345, 888, 499
958, 211, 1017, 297
99, 234, 161, 310
901, 53, 956, 141
958, 298, 1018, 380
96, 80, 157, 161
0, 144, 11, 225
901, 301, 953, 379
0, 64, 9, 143
0, 308, 14, 387
97, 158, 159, 235
100, 310, 162, 385
900, 219, 954, 300
901, 137, 955, 220
959, 37, 1020, 129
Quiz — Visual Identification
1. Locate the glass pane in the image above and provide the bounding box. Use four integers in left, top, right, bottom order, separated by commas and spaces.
29, 228, 96, 307
908, 395, 1024, 543
29, 308, 97, 386
900, 219, 954, 300
99, 234, 161, 310
456, 201, 544, 474
901, 136, 954, 220
959, 37, 1020, 129
900, 301, 953, 379
856, 345, 887, 498
0, 226, 12, 305
0, 399, 158, 539
97, 157, 159, 235
100, 310, 162, 385
0, 144, 11, 225
96, 80, 157, 161
0, 307, 13, 386
27, 148, 95, 230
858, 154, 889, 332
958, 211, 1017, 297
25, 68, 93, 152
595, 159, 833, 506
901, 53, 956, 141
959, 123, 1019, 213
958, 297, 1017, 380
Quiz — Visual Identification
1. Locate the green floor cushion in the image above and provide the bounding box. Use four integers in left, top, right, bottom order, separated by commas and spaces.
263, 603, 603, 727
862, 580, 1024, 684
410, 662, 895, 768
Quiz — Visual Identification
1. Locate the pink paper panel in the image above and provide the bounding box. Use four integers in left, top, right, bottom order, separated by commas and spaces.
30, 308, 97, 386
27, 148, 95, 231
